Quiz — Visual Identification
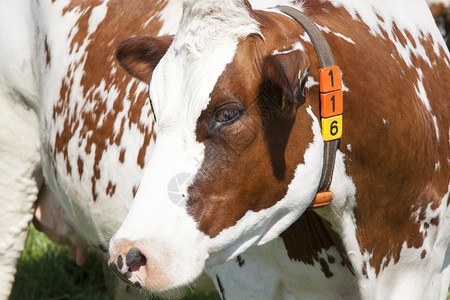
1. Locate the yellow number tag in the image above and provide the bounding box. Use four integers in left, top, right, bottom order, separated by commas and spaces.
321, 115, 343, 141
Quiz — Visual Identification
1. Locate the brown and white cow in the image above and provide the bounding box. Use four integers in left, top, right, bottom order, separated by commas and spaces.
108, 0, 450, 299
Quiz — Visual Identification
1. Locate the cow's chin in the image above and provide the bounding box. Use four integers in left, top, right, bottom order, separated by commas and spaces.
108, 237, 208, 294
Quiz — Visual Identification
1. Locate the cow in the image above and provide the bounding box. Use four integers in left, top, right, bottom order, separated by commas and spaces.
108, 0, 450, 299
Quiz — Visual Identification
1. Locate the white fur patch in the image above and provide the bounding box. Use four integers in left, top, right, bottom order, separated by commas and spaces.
272, 41, 305, 55
157, 0, 183, 35
305, 76, 319, 89
208, 238, 358, 299
317, 25, 356, 44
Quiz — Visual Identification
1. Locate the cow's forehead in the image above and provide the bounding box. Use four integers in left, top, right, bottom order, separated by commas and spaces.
149, 43, 238, 133
149, 0, 260, 132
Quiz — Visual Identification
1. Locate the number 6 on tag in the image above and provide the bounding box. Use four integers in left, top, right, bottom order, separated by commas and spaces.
321, 115, 343, 141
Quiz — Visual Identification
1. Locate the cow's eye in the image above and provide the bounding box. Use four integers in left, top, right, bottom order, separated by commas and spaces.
211, 106, 244, 130
216, 108, 240, 123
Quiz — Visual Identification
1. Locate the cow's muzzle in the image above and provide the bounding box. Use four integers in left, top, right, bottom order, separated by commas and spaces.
108, 246, 146, 288
108, 238, 174, 291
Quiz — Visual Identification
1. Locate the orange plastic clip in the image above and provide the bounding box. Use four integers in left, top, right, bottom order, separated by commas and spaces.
310, 191, 333, 208
320, 90, 343, 118
319, 66, 342, 93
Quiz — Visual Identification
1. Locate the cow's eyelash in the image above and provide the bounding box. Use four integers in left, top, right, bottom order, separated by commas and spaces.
209, 106, 244, 131
215, 108, 241, 123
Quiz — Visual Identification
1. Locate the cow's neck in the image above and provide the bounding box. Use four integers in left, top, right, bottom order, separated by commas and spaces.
209, 214, 358, 299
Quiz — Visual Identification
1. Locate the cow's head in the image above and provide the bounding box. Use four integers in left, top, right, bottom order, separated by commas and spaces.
109, 0, 326, 292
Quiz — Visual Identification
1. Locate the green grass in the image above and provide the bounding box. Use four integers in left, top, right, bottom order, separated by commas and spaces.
11, 225, 108, 300
11, 225, 219, 300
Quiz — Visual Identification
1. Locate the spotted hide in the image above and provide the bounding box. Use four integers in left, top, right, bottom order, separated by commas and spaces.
108, 0, 450, 299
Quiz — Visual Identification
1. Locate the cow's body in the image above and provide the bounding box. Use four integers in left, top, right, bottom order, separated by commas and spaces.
108, 0, 450, 299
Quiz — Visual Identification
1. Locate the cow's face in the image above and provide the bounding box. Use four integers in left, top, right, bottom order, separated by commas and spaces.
109, 2, 324, 292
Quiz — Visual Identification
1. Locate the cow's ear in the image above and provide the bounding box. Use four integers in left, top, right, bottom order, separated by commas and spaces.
261, 50, 309, 118
115, 35, 174, 83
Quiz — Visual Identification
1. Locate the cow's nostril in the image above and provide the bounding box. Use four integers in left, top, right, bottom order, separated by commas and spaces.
117, 254, 123, 270
126, 247, 146, 271
109, 261, 118, 272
